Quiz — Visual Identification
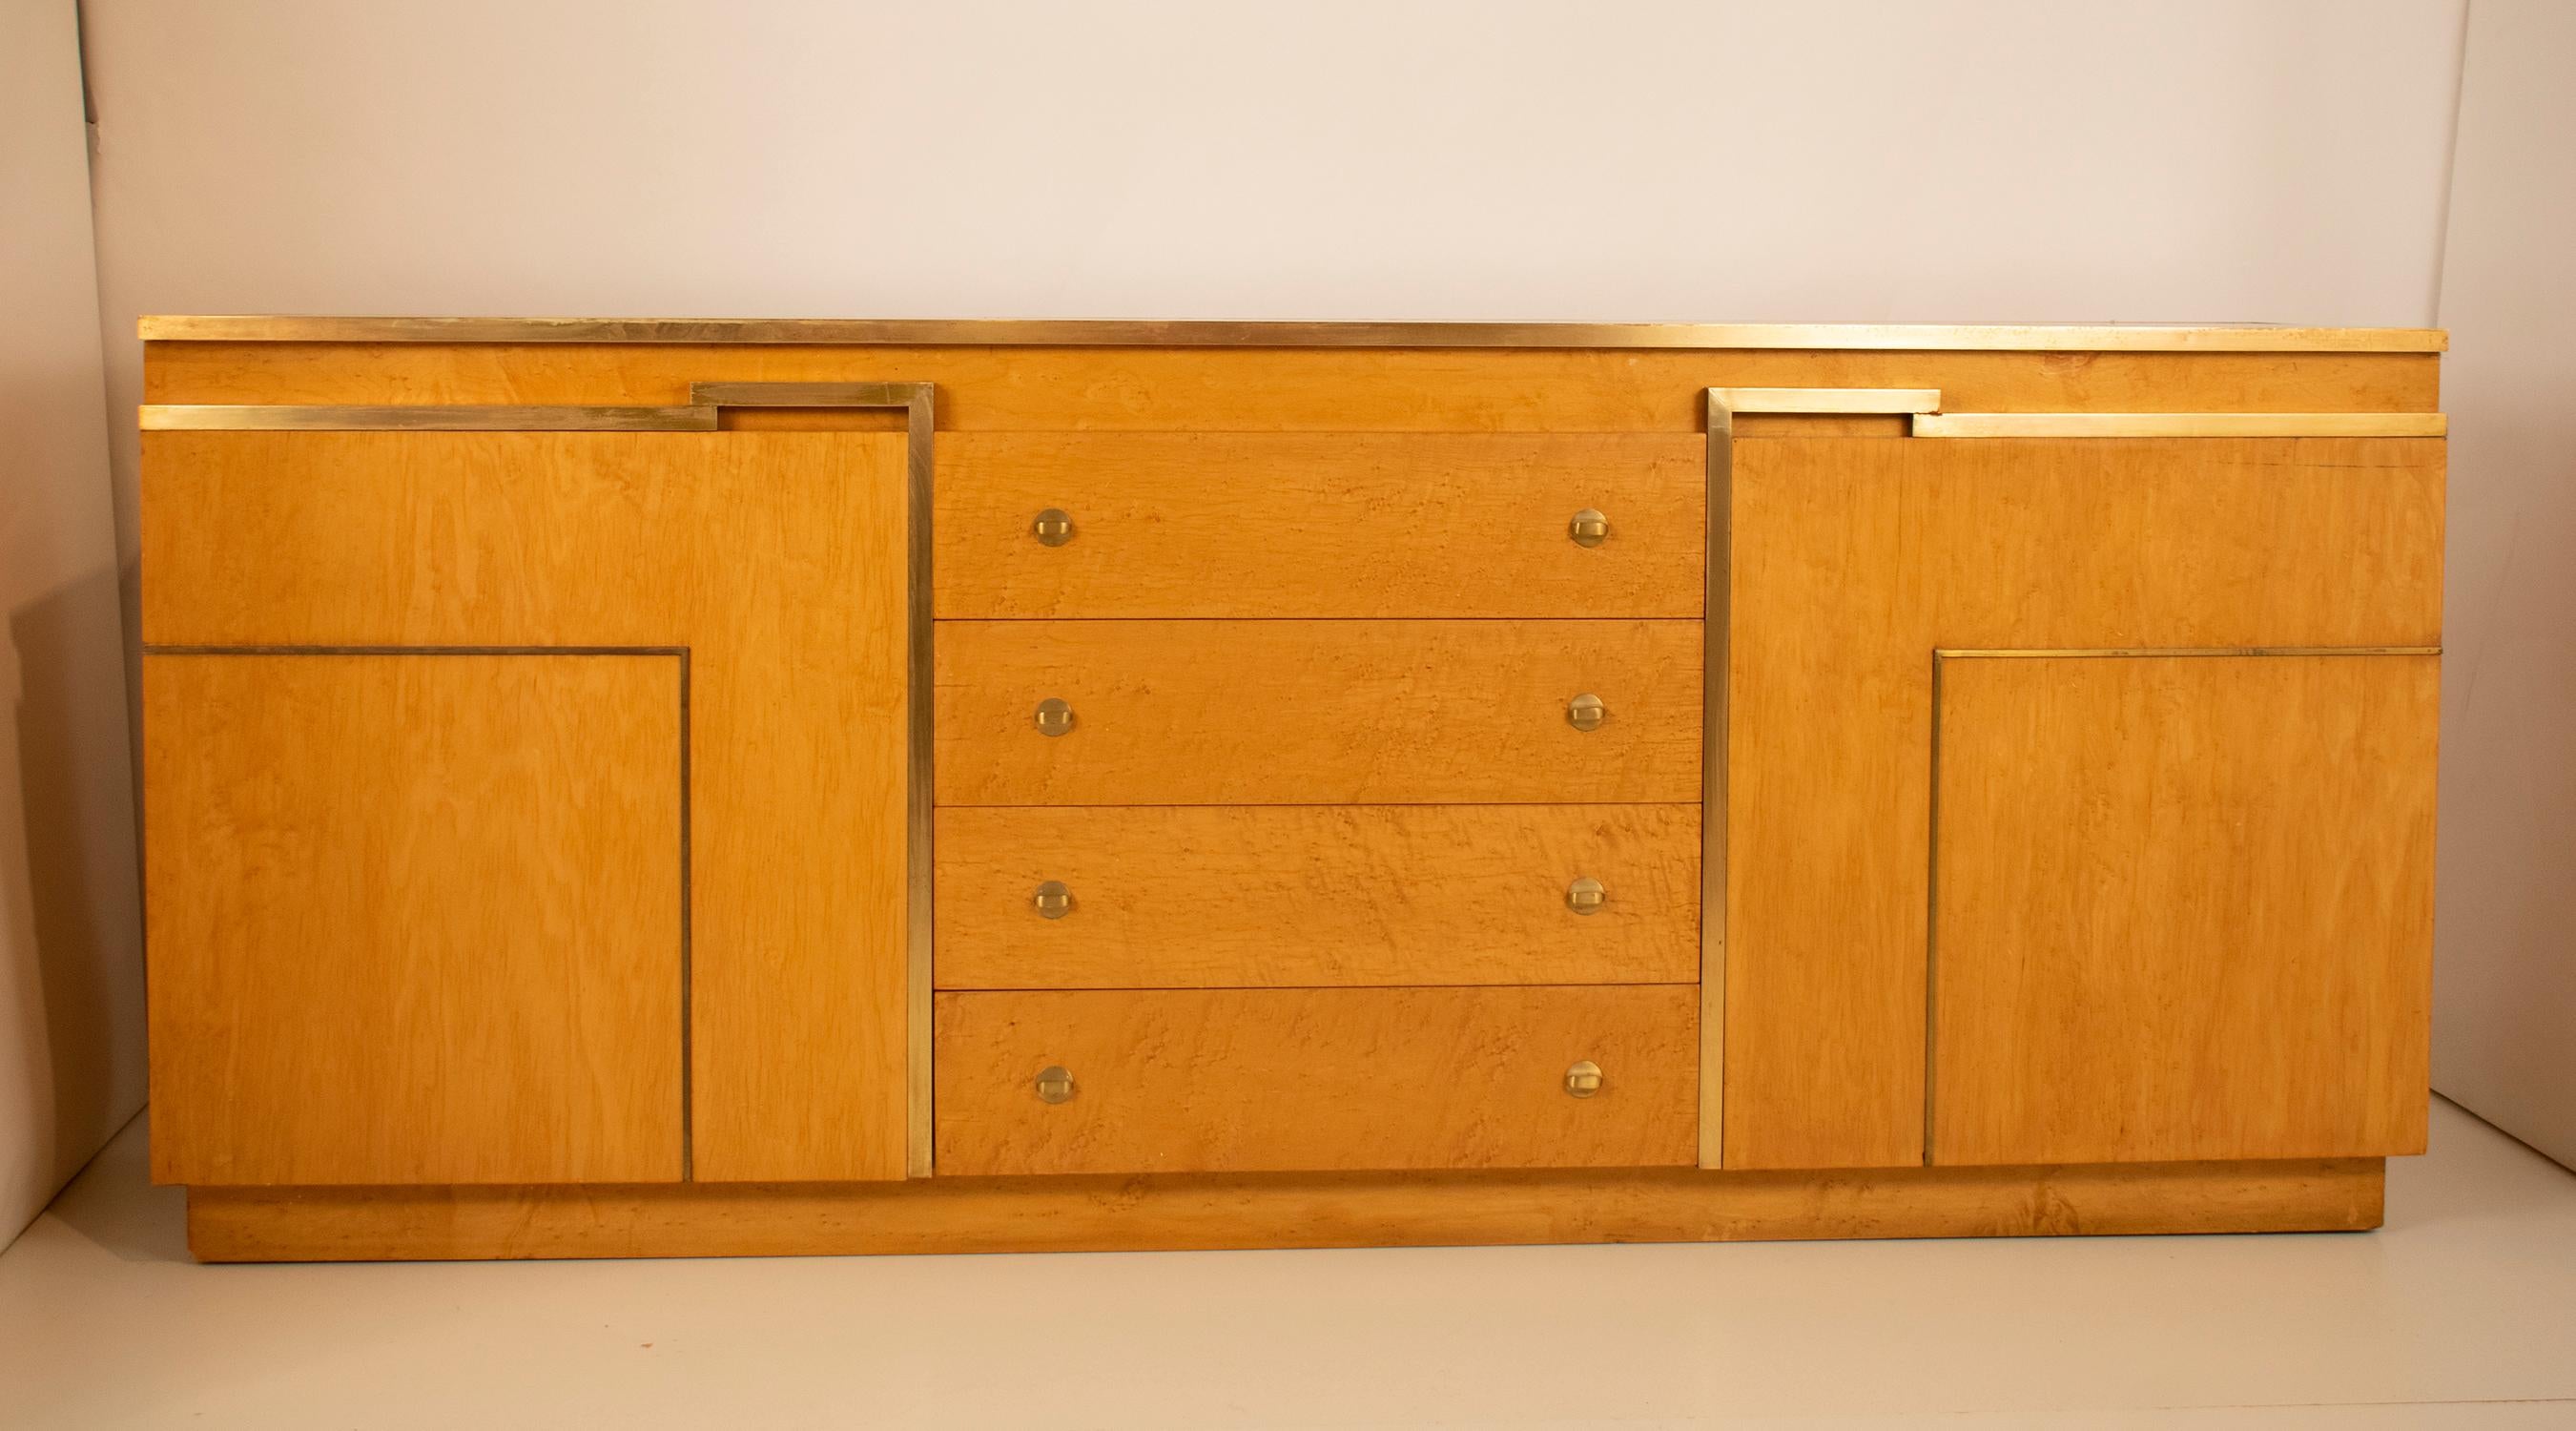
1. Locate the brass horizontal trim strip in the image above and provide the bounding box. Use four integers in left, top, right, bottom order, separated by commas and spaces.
1935, 646, 2440, 659
690, 381, 933, 406
136, 315, 2450, 353
140, 404, 717, 431
144, 644, 688, 656
933, 801, 1705, 811
1713, 386, 1940, 415
926, 616, 1706, 623
1912, 411, 2446, 439
929, 983, 1707, 993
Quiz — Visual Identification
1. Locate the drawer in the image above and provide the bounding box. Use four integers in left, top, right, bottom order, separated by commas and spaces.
934, 985, 1698, 1174
937, 804, 1699, 988
935, 618, 1702, 805
935, 432, 1705, 619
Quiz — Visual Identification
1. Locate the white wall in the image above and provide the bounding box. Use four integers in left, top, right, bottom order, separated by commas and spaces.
2432, 0, 2576, 1169
2, 0, 147, 1247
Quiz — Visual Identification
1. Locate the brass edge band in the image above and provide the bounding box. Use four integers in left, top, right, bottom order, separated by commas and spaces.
1912, 412, 2447, 439
902, 386, 938, 1181
136, 315, 2452, 354
1714, 386, 1942, 414
139, 404, 719, 431
1700, 389, 1732, 1171
1935, 647, 2442, 659
690, 381, 929, 407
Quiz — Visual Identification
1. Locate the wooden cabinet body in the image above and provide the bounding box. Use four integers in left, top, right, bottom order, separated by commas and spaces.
137, 318, 2443, 1260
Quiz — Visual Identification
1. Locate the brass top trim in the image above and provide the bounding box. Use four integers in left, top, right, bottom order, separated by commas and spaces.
135, 316, 2449, 353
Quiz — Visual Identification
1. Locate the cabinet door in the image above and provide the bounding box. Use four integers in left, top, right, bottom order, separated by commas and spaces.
1723, 435, 2442, 1169
1929, 652, 2437, 1165
147, 653, 685, 1185
143, 430, 916, 1182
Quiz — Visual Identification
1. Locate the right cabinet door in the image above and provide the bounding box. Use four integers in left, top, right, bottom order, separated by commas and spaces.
1929, 650, 2437, 1166
1723, 433, 2443, 1171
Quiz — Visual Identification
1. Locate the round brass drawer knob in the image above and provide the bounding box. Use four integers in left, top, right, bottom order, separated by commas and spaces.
1033, 880, 1073, 919
1566, 877, 1606, 915
1034, 697, 1076, 736
1567, 694, 1607, 732
1564, 1060, 1604, 1098
1569, 508, 1609, 548
1036, 1065, 1077, 1105
1032, 508, 1074, 547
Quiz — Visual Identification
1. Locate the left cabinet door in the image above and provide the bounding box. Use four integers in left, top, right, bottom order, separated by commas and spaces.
142, 429, 918, 1183
146, 653, 686, 1185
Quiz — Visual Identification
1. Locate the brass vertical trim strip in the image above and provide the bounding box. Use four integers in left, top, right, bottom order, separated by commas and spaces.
902, 386, 938, 1180
1924, 653, 1945, 1168
676, 648, 693, 1181
1700, 389, 1733, 1170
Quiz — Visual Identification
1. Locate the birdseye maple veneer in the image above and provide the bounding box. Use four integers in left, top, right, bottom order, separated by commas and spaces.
135, 317, 2444, 1261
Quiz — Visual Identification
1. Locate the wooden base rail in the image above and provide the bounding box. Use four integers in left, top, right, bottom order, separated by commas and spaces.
187, 1159, 2383, 1262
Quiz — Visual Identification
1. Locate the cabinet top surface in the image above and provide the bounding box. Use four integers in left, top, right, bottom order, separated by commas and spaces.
136, 316, 2446, 353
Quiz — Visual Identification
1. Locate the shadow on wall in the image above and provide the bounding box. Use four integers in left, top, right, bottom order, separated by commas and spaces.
4, 562, 147, 1234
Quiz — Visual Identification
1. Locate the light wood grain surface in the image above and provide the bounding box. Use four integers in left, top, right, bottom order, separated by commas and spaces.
1724, 436, 2443, 1171
934, 985, 1697, 1174
936, 804, 1699, 987
142, 431, 913, 1183
1931, 653, 2438, 1164
934, 431, 1704, 618
145, 653, 683, 1185
143, 342, 2442, 429
936, 618, 1701, 805
183, 1157, 2384, 1260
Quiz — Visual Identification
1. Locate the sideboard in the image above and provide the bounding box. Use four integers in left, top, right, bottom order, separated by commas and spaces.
135, 318, 2444, 1260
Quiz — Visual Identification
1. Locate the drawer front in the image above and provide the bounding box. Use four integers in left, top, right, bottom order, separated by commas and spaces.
936, 618, 1702, 805
935, 986, 1698, 1174
937, 804, 1700, 988
934, 432, 1705, 619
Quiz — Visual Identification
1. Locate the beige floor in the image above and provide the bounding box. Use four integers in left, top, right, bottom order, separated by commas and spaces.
2, 1100, 2572, 1430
